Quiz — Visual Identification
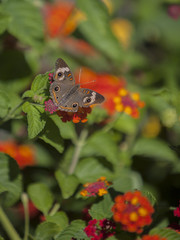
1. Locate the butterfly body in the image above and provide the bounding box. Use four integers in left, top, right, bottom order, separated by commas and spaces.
50, 58, 105, 112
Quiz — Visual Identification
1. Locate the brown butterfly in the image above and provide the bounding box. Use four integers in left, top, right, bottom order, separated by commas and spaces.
50, 58, 105, 112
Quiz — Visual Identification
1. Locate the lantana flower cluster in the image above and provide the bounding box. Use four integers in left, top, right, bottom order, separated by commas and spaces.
0, 141, 35, 168
75, 67, 145, 118
84, 218, 116, 240
112, 191, 154, 233
80, 177, 111, 197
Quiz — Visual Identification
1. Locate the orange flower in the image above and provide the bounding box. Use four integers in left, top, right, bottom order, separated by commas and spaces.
0, 141, 35, 168
80, 177, 111, 197
43, 1, 84, 38
112, 191, 154, 234
75, 67, 145, 118
141, 235, 167, 240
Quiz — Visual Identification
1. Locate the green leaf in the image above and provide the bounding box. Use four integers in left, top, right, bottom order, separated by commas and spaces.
40, 115, 64, 153
55, 170, 79, 199
28, 182, 54, 215
35, 222, 60, 240
112, 170, 143, 192
22, 102, 46, 139
46, 211, 69, 232
113, 114, 137, 134
0, 11, 11, 34
49, 114, 76, 140
77, 0, 123, 63
22, 90, 35, 98
150, 228, 180, 240
132, 138, 178, 162
31, 73, 49, 93
55, 220, 87, 240
87, 107, 108, 125
0, 90, 10, 119
75, 158, 112, 183
81, 131, 119, 164
0, 153, 22, 207
2, 0, 44, 47
89, 194, 113, 219
0, 236, 5, 240
142, 191, 157, 206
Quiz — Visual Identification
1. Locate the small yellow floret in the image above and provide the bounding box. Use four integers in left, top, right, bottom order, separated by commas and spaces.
98, 188, 108, 196
131, 197, 139, 205
129, 212, 138, 222
80, 190, 88, 197
113, 97, 121, 103
131, 93, 140, 101
138, 207, 148, 217
124, 106, 132, 115
118, 88, 128, 96
115, 104, 123, 112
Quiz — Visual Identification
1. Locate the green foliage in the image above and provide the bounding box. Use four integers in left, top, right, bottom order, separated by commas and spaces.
0, 0, 180, 239
0, 153, 22, 207
1, 0, 44, 47
22, 102, 46, 139
150, 228, 180, 239
55, 170, 79, 199
89, 194, 113, 219
28, 182, 54, 215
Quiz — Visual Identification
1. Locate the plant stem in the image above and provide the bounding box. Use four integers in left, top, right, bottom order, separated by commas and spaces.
68, 128, 88, 175
21, 193, 29, 240
49, 203, 60, 216
0, 206, 21, 240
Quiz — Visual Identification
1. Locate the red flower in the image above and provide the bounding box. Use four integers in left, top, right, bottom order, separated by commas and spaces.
140, 235, 167, 240
167, 5, 180, 20
16, 201, 39, 219
112, 191, 154, 234
174, 201, 180, 217
0, 141, 35, 168
84, 218, 115, 240
43, 1, 75, 38
80, 177, 111, 197
75, 67, 145, 118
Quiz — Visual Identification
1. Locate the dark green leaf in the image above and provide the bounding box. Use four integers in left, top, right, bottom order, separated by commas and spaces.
89, 194, 113, 219
35, 222, 60, 240
46, 211, 69, 232
40, 115, 64, 153
77, 0, 123, 63
150, 228, 180, 239
112, 170, 143, 192
0, 90, 10, 119
75, 158, 113, 183
49, 114, 76, 140
81, 131, 119, 164
132, 138, 178, 162
2, 0, 44, 47
0, 153, 22, 207
55, 170, 79, 199
28, 182, 54, 215
22, 102, 46, 139
55, 220, 87, 240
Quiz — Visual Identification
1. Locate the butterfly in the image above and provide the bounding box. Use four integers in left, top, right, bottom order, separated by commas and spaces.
50, 58, 105, 112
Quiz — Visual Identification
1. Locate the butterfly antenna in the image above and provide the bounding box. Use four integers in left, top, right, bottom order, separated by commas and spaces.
78, 67, 82, 84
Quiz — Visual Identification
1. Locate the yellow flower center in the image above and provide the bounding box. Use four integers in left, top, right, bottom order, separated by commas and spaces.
131, 197, 139, 205
138, 207, 148, 216
129, 212, 138, 222
98, 188, 108, 196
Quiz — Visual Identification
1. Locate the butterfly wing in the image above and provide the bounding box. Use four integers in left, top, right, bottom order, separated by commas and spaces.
77, 88, 105, 108
53, 58, 75, 86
